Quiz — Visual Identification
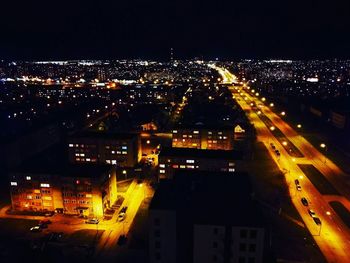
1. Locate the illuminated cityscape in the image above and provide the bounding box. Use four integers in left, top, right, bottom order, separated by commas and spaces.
1, 1, 350, 263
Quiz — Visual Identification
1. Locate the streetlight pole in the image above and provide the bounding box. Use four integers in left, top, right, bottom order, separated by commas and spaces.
320, 143, 327, 164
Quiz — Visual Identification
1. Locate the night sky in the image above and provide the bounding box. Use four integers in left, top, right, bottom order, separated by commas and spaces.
1, 0, 349, 60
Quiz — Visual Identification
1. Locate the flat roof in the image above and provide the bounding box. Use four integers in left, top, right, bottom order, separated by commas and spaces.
70, 130, 139, 140
159, 147, 243, 160
12, 144, 113, 178
150, 171, 264, 227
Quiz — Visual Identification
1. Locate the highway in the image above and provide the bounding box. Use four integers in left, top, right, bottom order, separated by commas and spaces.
213, 65, 350, 263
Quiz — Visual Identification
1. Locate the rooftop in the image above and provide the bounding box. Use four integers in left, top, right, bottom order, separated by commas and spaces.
150, 170, 264, 227
70, 130, 139, 140
159, 147, 243, 160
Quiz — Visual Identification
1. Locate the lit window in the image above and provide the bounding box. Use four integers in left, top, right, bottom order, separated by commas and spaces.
223, 136, 227, 139
180, 165, 186, 169
111, 160, 117, 165
160, 170, 165, 174
69, 144, 74, 147
111, 150, 115, 154
26, 176, 31, 180
86, 158, 91, 162
122, 146, 127, 150
208, 131, 212, 135
117, 151, 121, 154
80, 153, 85, 157
229, 168, 235, 172
42, 196, 52, 201
182, 139, 186, 142
183, 135, 187, 138
34, 189, 40, 194
159, 164, 165, 168
229, 162, 235, 167
174, 139, 178, 142
10, 182, 17, 186
172, 164, 179, 168
27, 195, 32, 199
106, 160, 111, 164
75, 153, 80, 157
172, 130, 177, 133
186, 160, 194, 164
187, 165, 195, 169
122, 151, 127, 155
40, 183, 50, 188
86, 194, 92, 198
193, 130, 199, 134
192, 143, 197, 146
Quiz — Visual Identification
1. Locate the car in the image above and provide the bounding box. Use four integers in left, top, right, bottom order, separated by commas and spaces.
296, 185, 302, 191
39, 219, 52, 225
38, 222, 48, 229
48, 232, 64, 242
295, 179, 300, 185
308, 209, 316, 218
301, 197, 308, 206
30, 226, 42, 232
313, 217, 322, 225
85, 218, 99, 224
118, 212, 126, 222
120, 206, 128, 214
270, 143, 274, 148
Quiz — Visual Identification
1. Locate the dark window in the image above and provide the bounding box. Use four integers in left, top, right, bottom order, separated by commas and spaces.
250, 230, 257, 239
238, 257, 246, 263
212, 255, 217, 262
249, 244, 256, 252
155, 252, 161, 260
213, 228, 218, 235
240, 229, 247, 238
239, 243, 246, 252
155, 241, 161, 249
154, 230, 160, 237
248, 257, 255, 263
213, 241, 218, 248
154, 218, 160, 226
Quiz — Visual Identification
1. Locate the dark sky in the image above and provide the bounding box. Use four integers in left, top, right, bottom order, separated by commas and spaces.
1, 0, 349, 60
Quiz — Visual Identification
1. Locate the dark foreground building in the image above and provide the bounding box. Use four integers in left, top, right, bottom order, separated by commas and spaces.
149, 171, 266, 263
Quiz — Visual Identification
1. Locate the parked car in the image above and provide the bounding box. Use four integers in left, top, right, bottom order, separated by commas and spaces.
39, 219, 52, 225
313, 217, 321, 225
120, 206, 128, 214
308, 209, 316, 218
30, 226, 42, 232
117, 213, 126, 222
301, 197, 308, 206
85, 218, 99, 224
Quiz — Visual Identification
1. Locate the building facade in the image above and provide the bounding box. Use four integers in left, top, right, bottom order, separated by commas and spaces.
9, 164, 117, 218
149, 172, 266, 263
172, 126, 234, 150
68, 131, 142, 167
158, 147, 244, 179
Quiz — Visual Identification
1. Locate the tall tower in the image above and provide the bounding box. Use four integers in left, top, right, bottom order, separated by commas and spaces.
170, 47, 174, 62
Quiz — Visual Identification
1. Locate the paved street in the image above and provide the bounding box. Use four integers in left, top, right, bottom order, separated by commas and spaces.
214, 65, 350, 263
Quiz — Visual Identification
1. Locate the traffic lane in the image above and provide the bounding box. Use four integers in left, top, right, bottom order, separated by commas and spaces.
233, 87, 350, 261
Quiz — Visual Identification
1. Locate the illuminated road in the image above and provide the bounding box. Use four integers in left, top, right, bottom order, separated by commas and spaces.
213, 65, 350, 263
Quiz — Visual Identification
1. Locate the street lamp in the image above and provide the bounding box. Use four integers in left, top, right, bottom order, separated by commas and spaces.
281, 111, 286, 116
269, 103, 274, 107
282, 141, 288, 146
320, 143, 327, 164
270, 126, 275, 131
297, 124, 302, 129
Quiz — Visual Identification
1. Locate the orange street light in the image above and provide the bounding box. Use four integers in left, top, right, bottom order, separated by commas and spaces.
270, 126, 275, 131
270, 103, 274, 107
282, 141, 288, 146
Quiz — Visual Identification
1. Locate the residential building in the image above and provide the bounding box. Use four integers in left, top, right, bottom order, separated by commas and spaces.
9, 163, 117, 218
158, 147, 245, 179
68, 131, 142, 167
149, 171, 266, 263
172, 125, 234, 150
